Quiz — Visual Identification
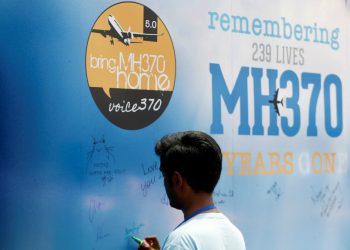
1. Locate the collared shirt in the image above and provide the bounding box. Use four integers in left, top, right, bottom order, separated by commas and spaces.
162, 213, 246, 250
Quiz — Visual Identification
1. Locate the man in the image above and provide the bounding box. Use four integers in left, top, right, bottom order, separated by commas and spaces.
139, 131, 246, 250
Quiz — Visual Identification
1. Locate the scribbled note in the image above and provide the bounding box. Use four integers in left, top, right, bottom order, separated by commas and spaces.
213, 189, 234, 205
96, 223, 110, 241
161, 193, 170, 206
267, 182, 283, 200
89, 199, 105, 224
86, 135, 126, 186
87, 197, 112, 250
311, 182, 343, 217
125, 222, 145, 239
140, 161, 162, 197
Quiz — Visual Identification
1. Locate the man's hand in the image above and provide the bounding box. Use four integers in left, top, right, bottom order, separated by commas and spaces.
137, 236, 160, 250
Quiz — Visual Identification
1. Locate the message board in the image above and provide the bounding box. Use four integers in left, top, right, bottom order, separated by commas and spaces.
1, 1, 349, 250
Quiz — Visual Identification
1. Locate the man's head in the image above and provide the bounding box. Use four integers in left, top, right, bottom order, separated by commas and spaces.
155, 131, 222, 195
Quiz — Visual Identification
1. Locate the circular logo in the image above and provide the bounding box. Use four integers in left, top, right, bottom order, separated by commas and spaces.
86, 2, 176, 130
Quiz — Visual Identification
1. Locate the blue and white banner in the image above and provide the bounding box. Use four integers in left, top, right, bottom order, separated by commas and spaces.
1, 0, 349, 249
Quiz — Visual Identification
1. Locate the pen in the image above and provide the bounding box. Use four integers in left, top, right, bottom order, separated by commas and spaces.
132, 236, 143, 245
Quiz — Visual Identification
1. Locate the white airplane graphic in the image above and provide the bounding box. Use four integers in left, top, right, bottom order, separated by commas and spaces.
91, 15, 162, 46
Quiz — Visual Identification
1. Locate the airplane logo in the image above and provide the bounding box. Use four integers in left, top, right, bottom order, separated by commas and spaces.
91, 15, 163, 46
269, 88, 284, 116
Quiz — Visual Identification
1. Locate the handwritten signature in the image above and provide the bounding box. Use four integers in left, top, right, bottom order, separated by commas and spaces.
96, 223, 110, 241
89, 199, 104, 224
213, 189, 235, 205
125, 222, 145, 239
311, 182, 343, 217
267, 182, 283, 200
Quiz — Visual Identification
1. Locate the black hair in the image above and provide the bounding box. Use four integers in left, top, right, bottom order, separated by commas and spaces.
155, 131, 222, 193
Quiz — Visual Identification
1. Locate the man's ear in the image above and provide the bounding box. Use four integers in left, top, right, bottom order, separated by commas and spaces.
171, 171, 183, 188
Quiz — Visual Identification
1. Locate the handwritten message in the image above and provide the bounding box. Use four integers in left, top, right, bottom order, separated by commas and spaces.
89, 199, 105, 224
87, 198, 111, 249
140, 161, 162, 197
267, 182, 283, 200
125, 222, 145, 239
86, 136, 126, 186
213, 189, 234, 205
311, 182, 343, 217
96, 223, 110, 241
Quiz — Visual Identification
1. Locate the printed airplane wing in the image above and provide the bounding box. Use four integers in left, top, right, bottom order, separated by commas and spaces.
274, 103, 280, 116
91, 29, 113, 38
123, 31, 163, 38
273, 88, 279, 102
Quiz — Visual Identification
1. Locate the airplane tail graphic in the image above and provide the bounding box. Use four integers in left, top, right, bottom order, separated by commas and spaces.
281, 98, 284, 107
92, 15, 162, 46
